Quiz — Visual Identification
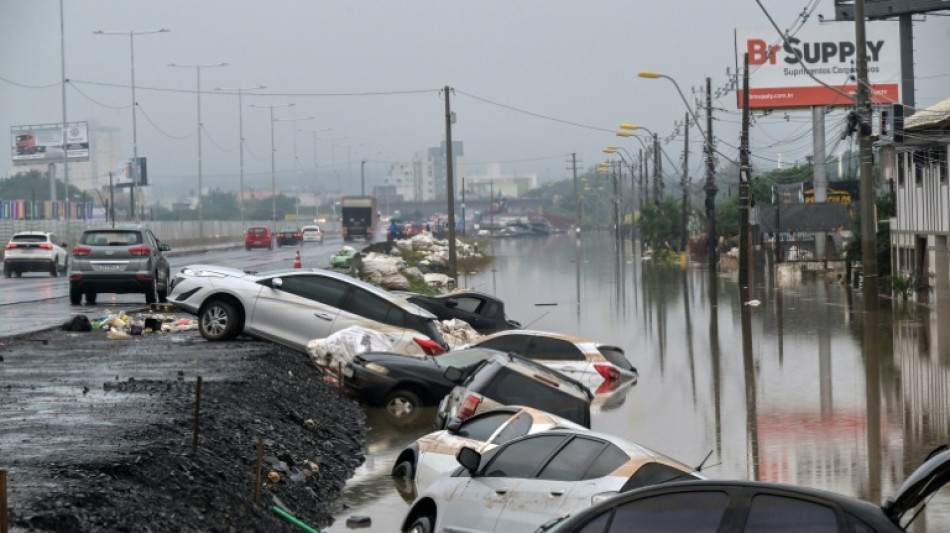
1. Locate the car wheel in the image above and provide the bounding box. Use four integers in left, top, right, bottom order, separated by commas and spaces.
158, 286, 168, 304
144, 278, 157, 304
391, 459, 415, 479
406, 515, 434, 533
4, 266, 11, 278
85, 291, 97, 305
245, 246, 251, 251
49, 262, 58, 277
384, 389, 422, 423
199, 299, 240, 341
69, 284, 82, 305
14, 271, 22, 278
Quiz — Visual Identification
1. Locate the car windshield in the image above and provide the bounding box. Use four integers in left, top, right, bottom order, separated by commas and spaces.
432, 348, 501, 368
81, 231, 142, 246
599, 346, 635, 371
248, 228, 268, 235
12, 235, 48, 243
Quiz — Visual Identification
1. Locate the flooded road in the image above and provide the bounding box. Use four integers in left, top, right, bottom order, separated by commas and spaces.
327, 232, 950, 532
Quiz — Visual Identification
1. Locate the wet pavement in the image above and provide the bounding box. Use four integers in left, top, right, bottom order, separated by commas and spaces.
323, 232, 950, 533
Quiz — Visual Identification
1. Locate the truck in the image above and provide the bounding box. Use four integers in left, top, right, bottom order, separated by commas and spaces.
15, 131, 37, 155
340, 195, 379, 242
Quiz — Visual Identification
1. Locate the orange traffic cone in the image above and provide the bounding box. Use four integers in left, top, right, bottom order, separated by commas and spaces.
293, 249, 302, 269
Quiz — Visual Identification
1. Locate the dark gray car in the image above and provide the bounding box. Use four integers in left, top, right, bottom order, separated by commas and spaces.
67, 225, 171, 305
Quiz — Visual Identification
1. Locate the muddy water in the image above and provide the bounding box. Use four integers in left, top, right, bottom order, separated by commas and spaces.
326, 232, 950, 532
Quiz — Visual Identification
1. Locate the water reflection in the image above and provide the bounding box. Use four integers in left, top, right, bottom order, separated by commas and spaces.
325, 232, 950, 532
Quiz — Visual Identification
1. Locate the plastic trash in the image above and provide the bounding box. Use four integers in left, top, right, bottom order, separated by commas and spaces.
106, 328, 132, 340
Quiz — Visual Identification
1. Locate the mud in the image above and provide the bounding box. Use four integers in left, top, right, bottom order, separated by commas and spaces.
0, 317, 367, 532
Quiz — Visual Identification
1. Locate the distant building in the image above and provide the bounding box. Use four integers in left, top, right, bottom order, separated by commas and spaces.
464, 163, 538, 199
384, 141, 465, 202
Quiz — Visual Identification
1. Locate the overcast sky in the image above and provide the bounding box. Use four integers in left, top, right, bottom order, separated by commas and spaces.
2, 1, 949, 201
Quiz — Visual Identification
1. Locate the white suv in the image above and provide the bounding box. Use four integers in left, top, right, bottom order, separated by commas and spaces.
4, 231, 68, 278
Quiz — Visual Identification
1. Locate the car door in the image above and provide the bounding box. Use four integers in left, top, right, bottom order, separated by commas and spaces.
247, 274, 349, 350
440, 295, 491, 331
526, 336, 597, 386
494, 435, 625, 531
334, 286, 414, 347
438, 434, 568, 533
416, 410, 517, 492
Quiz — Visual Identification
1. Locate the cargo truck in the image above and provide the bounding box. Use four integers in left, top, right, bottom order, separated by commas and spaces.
340, 195, 379, 242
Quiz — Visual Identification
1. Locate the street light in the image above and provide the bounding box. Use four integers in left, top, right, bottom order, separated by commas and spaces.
636, 72, 706, 141
250, 103, 295, 231
93, 27, 170, 221
215, 85, 266, 231
169, 62, 229, 238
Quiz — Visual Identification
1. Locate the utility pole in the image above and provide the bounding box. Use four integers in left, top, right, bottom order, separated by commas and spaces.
360, 160, 366, 195
681, 113, 690, 252
639, 148, 645, 211
443, 85, 458, 282
739, 53, 752, 290
613, 161, 621, 248
571, 152, 580, 236
652, 134, 660, 205
704, 77, 718, 272
855, 0, 878, 308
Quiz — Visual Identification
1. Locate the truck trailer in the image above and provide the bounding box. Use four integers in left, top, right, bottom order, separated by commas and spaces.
340, 196, 379, 242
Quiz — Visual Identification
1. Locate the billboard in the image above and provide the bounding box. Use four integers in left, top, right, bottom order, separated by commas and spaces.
10, 121, 90, 165
735, 23, 900, 109
114, 157, 147, 188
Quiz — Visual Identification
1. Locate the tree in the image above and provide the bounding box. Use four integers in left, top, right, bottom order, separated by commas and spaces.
0, 169, 84, 201
639, 195, 683, 249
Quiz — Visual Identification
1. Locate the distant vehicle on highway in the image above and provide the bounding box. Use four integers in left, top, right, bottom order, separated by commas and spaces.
301, 225, 324, 245
244, 226, 273, 250
4, 231, 68, 278
68, 225, 171, 305
275, 227, 302, 247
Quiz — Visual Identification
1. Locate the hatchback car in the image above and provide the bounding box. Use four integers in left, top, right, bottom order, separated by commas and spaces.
276, 227, 303, 247
538, 445, 950, 532
401, 428, 703, 533
393, 406, 587, 499
342, 347, 505, 425
301, 225, 324, 245
168, 265, 447, 356
68, 225, 171, 305
468, 330, 637, 395
244, 226, 273, 250
436, 351, 594, 429
4, 231, 68, 277
401, 291, 522, 334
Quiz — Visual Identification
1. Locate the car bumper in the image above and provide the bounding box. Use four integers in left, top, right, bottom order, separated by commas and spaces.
245, 242, 271, 248
4, 258, 56, 271
340, 367, 399, 406
68, 273, 158, 293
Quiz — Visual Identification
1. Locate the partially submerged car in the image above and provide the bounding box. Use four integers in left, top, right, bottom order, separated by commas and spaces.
4, 231, 68, 277
167, 265, 446, 355
392, 406, 587, 499
342, 347, 506, 424
467, 330, 637, 395
330, 246, 359, 268
401, 428, 704, 533
538, 444, 950, 532
400, 290, 522, 334
436, 351, 594, 429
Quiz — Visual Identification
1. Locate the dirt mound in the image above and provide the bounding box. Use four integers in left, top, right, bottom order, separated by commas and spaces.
1, 324, 367, 532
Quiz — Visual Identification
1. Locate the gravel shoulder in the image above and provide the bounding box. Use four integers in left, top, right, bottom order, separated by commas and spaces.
0, 317, 367, 532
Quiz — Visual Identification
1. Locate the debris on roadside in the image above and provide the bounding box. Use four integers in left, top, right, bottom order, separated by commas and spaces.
60, 309, 198, 339
437, 318, 482, 349
306, 326, 398, 371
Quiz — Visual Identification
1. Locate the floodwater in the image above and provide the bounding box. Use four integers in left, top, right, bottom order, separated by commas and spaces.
326, 232, 950, 532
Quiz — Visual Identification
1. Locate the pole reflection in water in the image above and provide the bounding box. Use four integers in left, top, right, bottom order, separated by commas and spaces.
819, 284, 833, 416
864, 305, 883, 507
709, 262, 724, 465
740, 283, 758, 480
683, 267, 698, 404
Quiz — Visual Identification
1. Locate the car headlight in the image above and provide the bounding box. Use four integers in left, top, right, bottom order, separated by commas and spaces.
365, 363, 390, 375
181, 268, 227, 278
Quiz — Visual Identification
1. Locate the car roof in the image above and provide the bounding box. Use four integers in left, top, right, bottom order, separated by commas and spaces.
82, 224, 148, 232
536, 428, 694, 467
481, 329, 597, 346
301, 225, 320, 230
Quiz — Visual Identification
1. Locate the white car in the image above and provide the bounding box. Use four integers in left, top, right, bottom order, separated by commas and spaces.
167, 265, 447, 356
392, 406, 587, 499
401, 428, 704, 533
301, 225, 324, 245
3, 231, 68, 277
466, 330, 638, 395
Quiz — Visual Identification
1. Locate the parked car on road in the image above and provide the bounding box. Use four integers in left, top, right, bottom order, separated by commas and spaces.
276, 227, 302, 247
538, 445, 950, 532
168, 265, 447, 356
393, 406, 587, 499
436, 351, 593, 429
3, 231, 68, 278
244, 226, 273, 250
68, 225, 171, 305
401, 428, 704, 533
467, 330, 636, 395
301, 225, 324, 245
400, 290, 522, 334
342, 347, 505, 425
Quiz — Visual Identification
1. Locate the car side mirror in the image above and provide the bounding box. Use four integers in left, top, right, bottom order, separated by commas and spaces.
60, 242, 67, 248
271, 277, 283, 289
160, 244, 170, 251
456, 446, 481, 474
444, 366, 463, 383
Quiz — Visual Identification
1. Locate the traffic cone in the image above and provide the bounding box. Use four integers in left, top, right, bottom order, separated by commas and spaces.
293, 249, 302, 269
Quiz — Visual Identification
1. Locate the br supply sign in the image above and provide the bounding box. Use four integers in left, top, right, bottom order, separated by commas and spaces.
735, 22, 900, 109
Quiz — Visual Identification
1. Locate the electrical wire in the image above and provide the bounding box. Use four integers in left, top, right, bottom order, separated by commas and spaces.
455, 90, 615, 133
0, 75, 60, 89
67, 82, 131, 110
136, 105, 195, 140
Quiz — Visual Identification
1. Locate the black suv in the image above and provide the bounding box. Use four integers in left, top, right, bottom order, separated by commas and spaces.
68, 225, 171, 305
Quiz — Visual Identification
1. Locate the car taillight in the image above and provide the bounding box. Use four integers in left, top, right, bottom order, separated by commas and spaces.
413, 337, 445, 355
39, 243, 52, 250
342, 228, 348, 235
5, 243, 17, 250
294, 232, 301, 237
128, 246, 151, 256
72, 246, 91, 256
367, 228, 374, 235
594, 364, 621, 382
457, 395, 481, 420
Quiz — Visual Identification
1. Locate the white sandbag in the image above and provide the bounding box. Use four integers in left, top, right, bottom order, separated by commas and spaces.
402, 266, 424, 280
378, 272, 411, 291
437, 319, 483, 349
306, 326, 396, 370
424, 273, 454, 289
395, 240, 414, 253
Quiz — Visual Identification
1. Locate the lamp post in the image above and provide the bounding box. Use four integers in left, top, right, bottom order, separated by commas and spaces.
93, 27, 170, 222
169, 61, 229, 238
250, 103, 296, 231
216, 85, 265, 231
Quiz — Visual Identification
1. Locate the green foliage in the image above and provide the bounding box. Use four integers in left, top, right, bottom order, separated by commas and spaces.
844, 190, 894, 279
639, 196, 683, 249
882, 272, 929, 302
0, 169, 84, 201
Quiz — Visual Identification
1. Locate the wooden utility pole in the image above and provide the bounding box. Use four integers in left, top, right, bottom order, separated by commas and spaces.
652, 134, 660, 205
855, 0, 879, 308
443, 86, 458, 282
571, 152, 580, 236
739, 53, 752, 290
704, 77, 718, 272
681, 113, 690, 252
